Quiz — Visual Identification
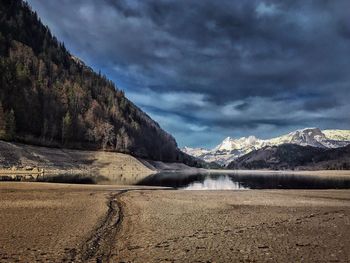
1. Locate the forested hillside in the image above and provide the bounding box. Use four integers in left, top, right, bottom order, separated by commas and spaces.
0, 0, 200, 164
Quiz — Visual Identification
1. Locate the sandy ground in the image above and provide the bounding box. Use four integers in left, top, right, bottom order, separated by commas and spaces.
1, 183, 350, 262
112, 190, 350, 263
0, 183, 151, 262
0, 183, 111, 262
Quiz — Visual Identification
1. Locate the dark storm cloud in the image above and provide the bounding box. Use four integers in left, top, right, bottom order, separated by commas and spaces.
26, 0, 350, 148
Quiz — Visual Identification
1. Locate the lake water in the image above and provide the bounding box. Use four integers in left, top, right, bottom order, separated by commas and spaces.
136, 171, 350, 190
4, 170, 350, 189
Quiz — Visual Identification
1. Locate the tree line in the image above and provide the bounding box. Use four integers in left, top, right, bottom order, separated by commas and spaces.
0, 102, 15, 140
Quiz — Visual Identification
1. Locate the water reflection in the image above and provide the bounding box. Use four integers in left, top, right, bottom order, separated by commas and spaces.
183, 176, 247, 190
6, 169, 350, 189
137, 171, 350, 189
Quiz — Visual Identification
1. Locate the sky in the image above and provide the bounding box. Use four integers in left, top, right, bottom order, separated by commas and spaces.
26, 0, 350, 149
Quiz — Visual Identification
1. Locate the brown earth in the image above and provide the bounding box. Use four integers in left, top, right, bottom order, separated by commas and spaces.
0, 183, 110, 262
0, 182, 158, 262
1, 183, 350, 262
112, 190, 350, 263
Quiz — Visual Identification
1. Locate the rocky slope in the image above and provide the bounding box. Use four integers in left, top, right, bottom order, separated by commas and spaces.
0, 140, 156, 183
183, 128, 350, 165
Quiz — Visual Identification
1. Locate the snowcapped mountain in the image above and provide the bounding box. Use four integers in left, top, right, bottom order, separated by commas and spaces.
213, 136, 263, 152
181, 128, 350, 166
266, 128, 350, 148
181, 147, 210, 158
322, 129, 350, 141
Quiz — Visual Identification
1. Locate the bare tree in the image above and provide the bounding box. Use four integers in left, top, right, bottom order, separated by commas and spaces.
101, 122, 114, 150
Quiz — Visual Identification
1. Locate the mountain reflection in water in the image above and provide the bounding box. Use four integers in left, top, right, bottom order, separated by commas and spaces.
137, 171, 350, 190
183, 175, 247, 190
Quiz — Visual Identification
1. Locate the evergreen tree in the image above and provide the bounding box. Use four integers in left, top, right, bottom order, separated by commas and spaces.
0, 102, 6, 139
5, 109, 16, 140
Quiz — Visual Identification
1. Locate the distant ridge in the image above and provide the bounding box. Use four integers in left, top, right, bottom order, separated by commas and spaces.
182, 128, 350, 165
227, 144, 350, 170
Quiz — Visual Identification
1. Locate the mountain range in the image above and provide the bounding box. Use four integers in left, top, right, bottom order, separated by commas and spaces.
182, 128, 350, 166
227, 144, 350, 170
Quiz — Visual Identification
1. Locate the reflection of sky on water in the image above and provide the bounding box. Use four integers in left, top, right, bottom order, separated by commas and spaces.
183, 176, 248, 190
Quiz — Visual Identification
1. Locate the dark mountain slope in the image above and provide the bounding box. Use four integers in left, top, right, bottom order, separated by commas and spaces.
0, 0, 201, 165
227, 144, 350, 170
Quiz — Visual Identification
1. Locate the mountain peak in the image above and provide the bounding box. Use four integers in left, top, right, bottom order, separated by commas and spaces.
291, 127, 323, 136
183, 127, 350, 165
223, 136, 232, 142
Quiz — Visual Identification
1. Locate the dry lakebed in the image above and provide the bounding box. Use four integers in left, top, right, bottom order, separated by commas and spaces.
0, 181, 349, 262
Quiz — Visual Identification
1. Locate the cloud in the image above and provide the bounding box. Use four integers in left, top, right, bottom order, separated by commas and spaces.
256, 2, 279, 17
26, 0, 350, 148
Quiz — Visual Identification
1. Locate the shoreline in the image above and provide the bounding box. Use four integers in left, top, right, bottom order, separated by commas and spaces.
205, 169, 350, 177
0, 140, 199, 184
1, 139, 350, 185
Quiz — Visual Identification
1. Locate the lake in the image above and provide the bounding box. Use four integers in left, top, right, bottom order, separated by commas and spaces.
4, 170, 350, 189
136, 171, 350, 190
